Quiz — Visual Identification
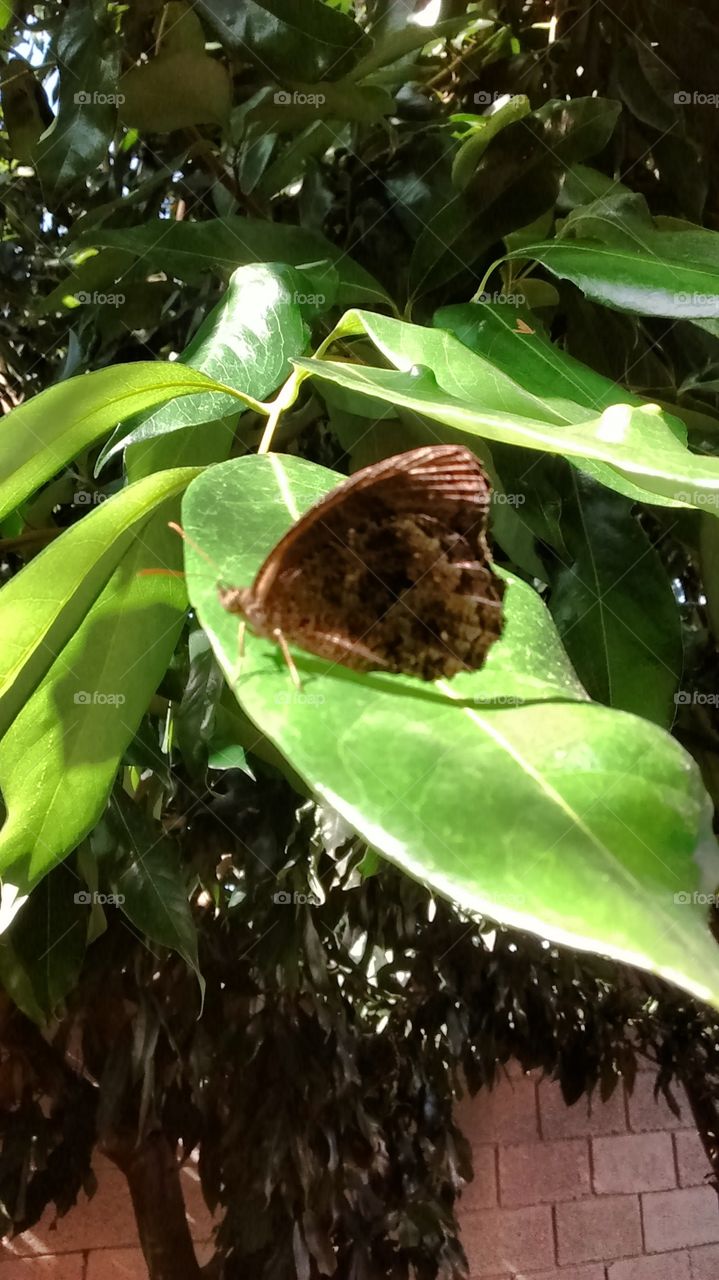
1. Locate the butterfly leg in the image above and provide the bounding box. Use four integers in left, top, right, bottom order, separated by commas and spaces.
273, 628, 302, 690
228, 619, 246, 684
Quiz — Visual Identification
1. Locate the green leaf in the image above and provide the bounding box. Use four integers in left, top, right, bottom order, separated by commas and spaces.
409, 98, 620, 299
75, 217, 389, 307
297, 311, 719, 511
0, 865, 88, 1021
451, 96, 532, 191
97, 264, 312, 471
196, 0, 368, 82
0, 362, 246, 523
535, 96, 622, 165
182, 454, 719, 1008
119, 48, 231, 131
0, 468, 200, 741
0, 58, 51, 163
0, 516, 187, 907
505, 228, 719, 318
345, 15, 469, 81
434, 302, 686, 507
548, 474, 683, 726
107, 796, 201, 983
34, 0, 120, 195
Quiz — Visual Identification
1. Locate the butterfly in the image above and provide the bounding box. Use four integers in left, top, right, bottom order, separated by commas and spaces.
217, 445, 505, 684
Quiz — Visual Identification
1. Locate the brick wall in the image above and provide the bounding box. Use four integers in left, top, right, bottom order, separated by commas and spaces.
457, 1062, 719, 1280
2, 1062, 718, 1278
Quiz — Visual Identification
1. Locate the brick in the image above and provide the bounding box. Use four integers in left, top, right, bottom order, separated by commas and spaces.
643, 1186, 719, 1251
499, 1138, 589, 1206
592, 1132, 675, 1193
675, 1129, 711, 1188
626, 1072, 686, 1132
607, 1253, 690, 1280
0, 1258, 84, 1279
691, 1242, 719, 1280
87, 1248, 148, 1279
462, 1146, 497, 1211
538, 1077, 626, 1140
462, 1205, 554, 1275
556, 1194, 641, 1264
456, 1077, 539, 1145
514, 1269, 604, 1280
1, 1164, 137, 1257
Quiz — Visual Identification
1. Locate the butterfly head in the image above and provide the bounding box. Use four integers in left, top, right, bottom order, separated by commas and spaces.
217, 584, 268, 636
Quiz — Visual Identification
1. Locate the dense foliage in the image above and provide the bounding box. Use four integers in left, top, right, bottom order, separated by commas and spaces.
1, 1, 719, 1277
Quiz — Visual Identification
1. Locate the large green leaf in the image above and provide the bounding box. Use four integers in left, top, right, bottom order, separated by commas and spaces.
197, 0, 368, 82
505, 228, 719, 317
0, 362, 246, 523
433, 302, 687, 507
296, 313, 719, 511
0, 467, 201, 740
182, 455, 719, 1007
0, 516, 186, 912
97, 264, 312, 471
75, 218, 388, 306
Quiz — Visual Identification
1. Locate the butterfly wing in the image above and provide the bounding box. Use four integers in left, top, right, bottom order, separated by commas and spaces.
243, 445, 505, 680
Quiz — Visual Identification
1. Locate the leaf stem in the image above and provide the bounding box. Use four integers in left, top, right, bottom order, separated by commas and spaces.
257, 368, 306, 455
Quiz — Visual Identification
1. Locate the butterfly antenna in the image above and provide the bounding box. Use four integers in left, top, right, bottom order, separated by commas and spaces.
168, 521, 223, 576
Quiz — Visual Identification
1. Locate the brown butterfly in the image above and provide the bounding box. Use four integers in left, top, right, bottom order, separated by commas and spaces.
217, 445, 505, 684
